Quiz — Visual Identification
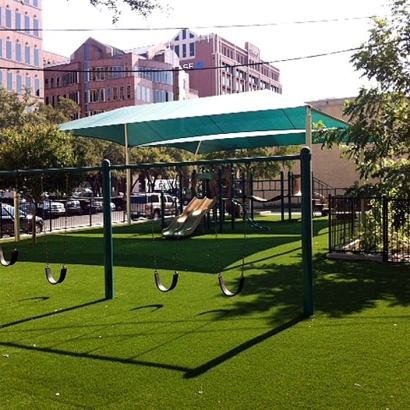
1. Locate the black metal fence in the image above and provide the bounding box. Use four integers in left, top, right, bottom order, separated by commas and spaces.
328, 196, 410, 262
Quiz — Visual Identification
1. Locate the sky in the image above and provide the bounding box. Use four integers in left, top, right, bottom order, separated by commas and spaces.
42, 0, 389, 102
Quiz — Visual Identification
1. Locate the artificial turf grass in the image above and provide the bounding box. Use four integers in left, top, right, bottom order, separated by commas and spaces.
0, 216, 409, 409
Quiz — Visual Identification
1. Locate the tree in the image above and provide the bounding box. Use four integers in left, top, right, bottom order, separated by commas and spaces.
201, 146, 297, 180
321, 0, 410, 198
87, 0, 167, 23
0, 90, 83, 241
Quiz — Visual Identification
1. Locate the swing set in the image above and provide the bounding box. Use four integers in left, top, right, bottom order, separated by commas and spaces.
0, 148, 314, 315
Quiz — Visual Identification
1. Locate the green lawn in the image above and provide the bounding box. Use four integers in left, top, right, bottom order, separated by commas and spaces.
0, 216, 409, 409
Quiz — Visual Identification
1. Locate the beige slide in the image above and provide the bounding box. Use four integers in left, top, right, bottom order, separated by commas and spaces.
162, 197, 216, 238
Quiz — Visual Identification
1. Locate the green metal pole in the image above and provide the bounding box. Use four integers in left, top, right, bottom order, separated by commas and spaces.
300, 147, 314, 316
102, 159, 114, 299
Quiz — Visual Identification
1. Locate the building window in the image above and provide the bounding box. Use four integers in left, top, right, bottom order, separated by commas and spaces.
34, 78, 40, 97
0, 40, 2, 58
16, 74, 22, 93
33, 0, 39, 7
189, 42, 195, 57
33, 18, 39, 37
25, 44, 30, 64
25, 0, 30, 4
15, 12, 21, 31
0, 71, 3, 86
6, 8, 12, 28
119, 86, 125, 100
24, 14, 30, 35
174, 45, 180, 58
182, 44, 186, 58
15, 42, 22, 62
127, 85, 131, 99
113, 86, 118, 100
106, 87, 111, 100
7, 72, 13, 92
25, 75, 31, 90
182, 29, 186, 40
34, 47, 39, 67
6, 40, 12, 59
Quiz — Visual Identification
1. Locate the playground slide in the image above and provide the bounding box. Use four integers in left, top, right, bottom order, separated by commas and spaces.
162, 197, 216, 238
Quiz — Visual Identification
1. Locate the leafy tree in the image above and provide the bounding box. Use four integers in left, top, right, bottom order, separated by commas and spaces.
0, 87, 34, 130
321, 0, 410, 199
87, 0, 167, 23
201, 146, 297, 179
0, 90, 83, 241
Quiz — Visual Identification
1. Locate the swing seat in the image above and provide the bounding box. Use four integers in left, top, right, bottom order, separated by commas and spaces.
45, 266, 67, 285
218, 273, 245, 297
0, 249, 18, 267
154, 270, 179, 292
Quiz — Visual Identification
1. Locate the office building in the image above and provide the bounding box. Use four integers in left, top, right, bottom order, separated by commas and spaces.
44, 37, 196, 118
169, 29, 282, 97
0, 0, 43, 98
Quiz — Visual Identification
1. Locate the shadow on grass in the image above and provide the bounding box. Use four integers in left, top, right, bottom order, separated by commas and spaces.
184, 314, 305, 378
0, 298, 106, 329
0, 313, 305, 378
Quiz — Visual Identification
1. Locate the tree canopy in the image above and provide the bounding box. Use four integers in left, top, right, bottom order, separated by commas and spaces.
322, 0, 410, 198
87, 0, 167, 23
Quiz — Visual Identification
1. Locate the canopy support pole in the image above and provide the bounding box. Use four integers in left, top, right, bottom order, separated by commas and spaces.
300, 147, 314, 316
102, 159, 114, 299
306, 106, 312, 149
194, 141, 203, 159
125, 124, 131, 225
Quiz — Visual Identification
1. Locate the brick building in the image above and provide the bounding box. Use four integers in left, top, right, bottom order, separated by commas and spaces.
169, 29, 282, 97
43, 38, 196, 118
0, 0, 43, 99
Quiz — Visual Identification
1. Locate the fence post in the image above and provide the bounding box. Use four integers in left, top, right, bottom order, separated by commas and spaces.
382, 196, 388, 262
102, 159, 114, 299
300, 147, 314, 317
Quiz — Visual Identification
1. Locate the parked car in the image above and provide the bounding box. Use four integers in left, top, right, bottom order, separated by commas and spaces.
0, 203, 44, 236
38, 199, 66, 219
128, 193, 179, 219
79, 198, 103, 214
65, 199, 82, 215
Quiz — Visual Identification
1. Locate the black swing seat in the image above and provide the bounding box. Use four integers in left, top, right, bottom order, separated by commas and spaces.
218, 273, 245, 297
0, 249, 18, 267
154, 270, 179, 292
45, 265, 67, 285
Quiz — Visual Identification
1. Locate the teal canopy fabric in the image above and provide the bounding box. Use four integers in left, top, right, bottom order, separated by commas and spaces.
60, 90, 349, 153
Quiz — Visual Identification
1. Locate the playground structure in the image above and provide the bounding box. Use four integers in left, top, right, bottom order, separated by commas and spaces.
162, 197, 216, 238
0, 148, 314, 316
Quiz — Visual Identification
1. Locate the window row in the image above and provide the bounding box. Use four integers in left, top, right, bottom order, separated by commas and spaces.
0, 6, 40, 37
0, 70, 40, 95
135, 66, 173, 86
87, 66, 128, 81
19, 0, 40, 7
88, 85, 133, 103
45, 71, 79, 88
45, 92, 80, 108
0, 38, 40, 66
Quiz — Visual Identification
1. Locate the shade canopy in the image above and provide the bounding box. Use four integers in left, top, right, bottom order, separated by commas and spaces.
60, 90, 349, 153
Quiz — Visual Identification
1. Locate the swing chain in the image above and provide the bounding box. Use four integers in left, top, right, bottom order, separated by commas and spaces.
151, 217, 158, 273
174, 235, 179, 273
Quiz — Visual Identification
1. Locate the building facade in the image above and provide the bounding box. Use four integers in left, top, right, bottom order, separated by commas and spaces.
169, 29, 282, 98
44, 38, 196, 118
0, 0, 43, 99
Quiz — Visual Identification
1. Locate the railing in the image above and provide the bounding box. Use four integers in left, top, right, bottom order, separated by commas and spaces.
328, 196, 410, 262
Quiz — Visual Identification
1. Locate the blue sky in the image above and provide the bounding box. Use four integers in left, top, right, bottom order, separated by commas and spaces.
42, 0, 388, 101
